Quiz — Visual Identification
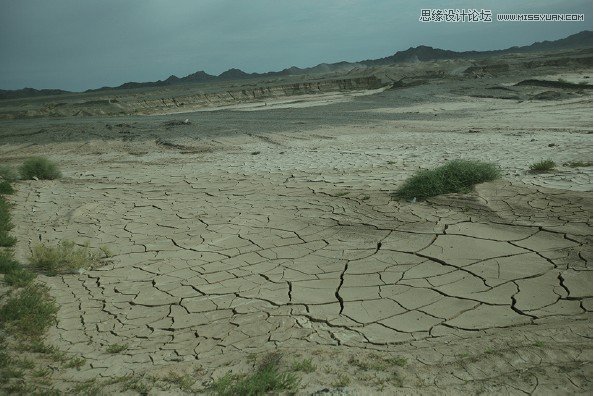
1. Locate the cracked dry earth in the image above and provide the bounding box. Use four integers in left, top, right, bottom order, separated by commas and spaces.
4, 95, 593, 394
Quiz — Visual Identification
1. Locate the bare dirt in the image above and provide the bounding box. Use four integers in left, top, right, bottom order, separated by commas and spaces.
0, 48, 592, 394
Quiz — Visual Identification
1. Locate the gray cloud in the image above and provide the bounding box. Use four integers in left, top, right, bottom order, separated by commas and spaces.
0, 0, 591, 91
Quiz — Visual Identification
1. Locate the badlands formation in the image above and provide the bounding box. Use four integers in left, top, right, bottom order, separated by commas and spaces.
0, 47, 592, 393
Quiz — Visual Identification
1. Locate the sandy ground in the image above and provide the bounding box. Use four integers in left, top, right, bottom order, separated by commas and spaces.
0, 61, 592, 394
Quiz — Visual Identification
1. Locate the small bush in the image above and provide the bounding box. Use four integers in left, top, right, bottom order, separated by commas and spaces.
393, 160, 501, 201
0, 165, 18, 182
529, 160, 556, 172
0, 181, 14, 195
30, 241, 103, 275
0, 284, 58, 337
18, 157, 61, 180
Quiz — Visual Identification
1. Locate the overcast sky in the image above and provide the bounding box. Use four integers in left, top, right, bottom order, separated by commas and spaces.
0, 0, 591, 91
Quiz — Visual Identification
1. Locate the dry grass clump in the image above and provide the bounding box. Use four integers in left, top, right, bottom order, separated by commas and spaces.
529, 159, 556, 172
29, 241, 104, 275
18, 157, 61, 180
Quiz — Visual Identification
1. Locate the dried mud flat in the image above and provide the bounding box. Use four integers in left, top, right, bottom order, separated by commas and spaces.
0, 53, 592, 394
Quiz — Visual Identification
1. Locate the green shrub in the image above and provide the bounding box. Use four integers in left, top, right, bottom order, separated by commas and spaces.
18, 157, 61, 180
0, 232, 16, 248
4, 268, 35, 287
0, 165, 18, 182
0, 197, 16, 248
529, 160, 556, 172
0, 251, 34, 287
0, 250, 20, 274
0, 284, 58, 337
393, 160, 501, 201
0, 181, 14, 195
30, 241, 103, 275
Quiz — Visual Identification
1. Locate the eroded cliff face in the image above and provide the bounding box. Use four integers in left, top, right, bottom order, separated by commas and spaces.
0, 76, 385, 119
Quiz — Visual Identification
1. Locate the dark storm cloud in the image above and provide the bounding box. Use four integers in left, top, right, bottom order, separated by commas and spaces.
0, 0, 591, 91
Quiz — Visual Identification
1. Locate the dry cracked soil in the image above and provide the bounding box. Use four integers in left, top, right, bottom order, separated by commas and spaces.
0, 51, 592, 394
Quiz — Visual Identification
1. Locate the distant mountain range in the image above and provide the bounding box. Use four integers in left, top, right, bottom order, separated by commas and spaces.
1, 30, 591, 99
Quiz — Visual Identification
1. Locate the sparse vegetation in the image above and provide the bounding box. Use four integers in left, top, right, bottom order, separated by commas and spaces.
162, 371, 196, 392
0, 178, 89, 394
331, 373, 351, 388
529, 159, 556, 172
30, 240, 105, 275
251, 151, 261, 155
0, 284, 58, 337
106, 343, 128, 354
210, 352, 300, 396
99, 245, 112, 258
0, 181, 14, 195
393, 160, 501, 200
18, 157, 62, 180
64, 356, 86, 370
0, 250, 19, 273
0, 165, 18, 182
0, 250, 35, 287
0, 196, 16, 247
386, 356, 407, 367
291, 357, 316, 373
4, 267, 35, 287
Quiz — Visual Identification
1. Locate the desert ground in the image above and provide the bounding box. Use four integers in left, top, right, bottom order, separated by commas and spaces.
0, 48, 592, 394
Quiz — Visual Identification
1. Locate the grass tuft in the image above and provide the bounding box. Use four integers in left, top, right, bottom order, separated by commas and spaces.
106, 343, 128, 354
291, 358, 316, 373
393, 160, 501, 201
18, 157, 62, 180
529, 159, 556, 172
30, 240, 104, 275
162, 371, 196, 392
64, 356, 86, 370
211, 352, 299, 396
